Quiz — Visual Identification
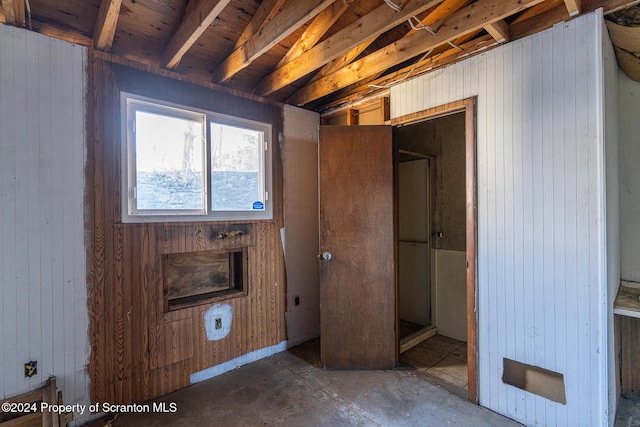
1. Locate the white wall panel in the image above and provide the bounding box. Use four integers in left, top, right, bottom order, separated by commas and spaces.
0, 23, 91, 426
282, 105, 321, 346
391, 12, 609, 426
602, 20, 620, 426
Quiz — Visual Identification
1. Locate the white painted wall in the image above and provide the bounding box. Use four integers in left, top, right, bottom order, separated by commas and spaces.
602, 21, 620, 427
392, 11, 610, 426
0, 24, 91, 425
434, 249, 466, 341
282, 105, 320, 346
618, 63, 640, 284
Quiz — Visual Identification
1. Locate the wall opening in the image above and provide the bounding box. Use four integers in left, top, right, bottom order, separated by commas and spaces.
502, 358, 567, 405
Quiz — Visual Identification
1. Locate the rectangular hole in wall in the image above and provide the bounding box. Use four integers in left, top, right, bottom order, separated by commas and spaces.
502, 358, 566, 404
163, 248, 247, 311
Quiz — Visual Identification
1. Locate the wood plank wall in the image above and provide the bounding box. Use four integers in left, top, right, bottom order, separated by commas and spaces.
0, 23, 92, 425
86, 50, 286, 404
391, 11, 609, 426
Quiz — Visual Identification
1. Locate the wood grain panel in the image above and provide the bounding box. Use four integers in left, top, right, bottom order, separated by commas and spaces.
620, 315, 640, 397
86, 51, 286, 404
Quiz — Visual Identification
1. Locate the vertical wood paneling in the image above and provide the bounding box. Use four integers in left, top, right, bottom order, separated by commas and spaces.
391, 11, 609, 426
0, 23, 91, 424
86, 52, 287, 404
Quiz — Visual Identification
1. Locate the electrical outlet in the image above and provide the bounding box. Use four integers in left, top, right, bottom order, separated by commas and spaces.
294, 296, 300, 306
24, 361, 37, 377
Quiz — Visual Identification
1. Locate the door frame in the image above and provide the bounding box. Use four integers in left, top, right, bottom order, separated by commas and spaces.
390, 97, 478, 404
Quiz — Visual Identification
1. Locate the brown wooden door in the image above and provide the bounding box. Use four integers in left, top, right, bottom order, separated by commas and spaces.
319, 125, 397, 369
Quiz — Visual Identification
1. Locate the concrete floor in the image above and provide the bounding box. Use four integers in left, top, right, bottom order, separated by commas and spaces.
85, 339, 520, 427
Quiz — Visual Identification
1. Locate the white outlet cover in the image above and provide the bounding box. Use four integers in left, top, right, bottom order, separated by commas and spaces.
204, 304, 233, 340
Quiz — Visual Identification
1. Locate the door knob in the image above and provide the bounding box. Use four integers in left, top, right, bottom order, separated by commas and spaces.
321, 252, 332, 261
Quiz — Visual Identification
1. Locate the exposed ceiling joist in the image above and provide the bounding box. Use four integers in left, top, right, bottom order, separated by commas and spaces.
161, 0, 233, 70
1, 0, 25, 27
484, 20, 510, 43
276, 0, 353, 69
289, 0, 546, 106
212, 0, 337, 84
564, 0, 582, 15
254, 0, 442, 97
234, 0, 286, 49
93, 0, 123, 51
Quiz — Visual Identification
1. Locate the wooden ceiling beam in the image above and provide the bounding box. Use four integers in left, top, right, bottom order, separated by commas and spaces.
564, 0, 582, 15
212, 0, 336, 84
316, 32, 486, 112
309, 0, 470, 84
484, 20, 510, 43
254, 0, 443, 97
161, 0, 233, 70
288, 0, 546, 106
276, 0, 353, 68
1, 0, 25, 27
234, 0, 286, 49
93, 0, 123, 51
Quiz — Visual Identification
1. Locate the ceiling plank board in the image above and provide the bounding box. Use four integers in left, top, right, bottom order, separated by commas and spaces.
212, 0, 337, 84
254, 0, 443, 97
234, 0, 286, 49
2, 0, 25, 27
510, 0, 564, 25
484, 20, 510, 43
93, 0, 123, 51
582, 0, 640, 13
564, 0, 582, 15
288, 0, 546, 106
161, 0, 233, 70
276, 0, 353, 68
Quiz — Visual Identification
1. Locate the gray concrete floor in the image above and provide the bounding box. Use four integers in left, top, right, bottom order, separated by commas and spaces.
85, 339, 521, 427
616, 395, 640, 427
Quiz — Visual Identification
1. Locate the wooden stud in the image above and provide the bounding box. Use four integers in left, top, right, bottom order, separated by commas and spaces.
212, 0, 336, 84
254, 0, 442, 96
93, 0, 123, 51
288, 0, 546, 106
161, 0, 233, 69
346, 108, 358, 125
381, 97, 390, 123
564, 0, 581, 16
484, 19, 510, 43
1, 0, 25, 27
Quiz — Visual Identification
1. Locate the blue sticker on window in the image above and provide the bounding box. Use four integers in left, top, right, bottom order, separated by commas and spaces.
252, 201, 264, 210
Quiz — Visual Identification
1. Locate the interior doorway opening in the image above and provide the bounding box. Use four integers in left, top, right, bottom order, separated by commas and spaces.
395, 110, 470, 396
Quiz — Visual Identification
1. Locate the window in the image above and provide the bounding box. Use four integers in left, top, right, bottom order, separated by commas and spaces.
121, 93, 272, 222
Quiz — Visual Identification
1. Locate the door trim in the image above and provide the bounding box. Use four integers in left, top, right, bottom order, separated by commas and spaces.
391, 97, 478, 404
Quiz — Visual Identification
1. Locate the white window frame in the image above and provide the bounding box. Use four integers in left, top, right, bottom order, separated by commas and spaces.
121, 92, 273, 223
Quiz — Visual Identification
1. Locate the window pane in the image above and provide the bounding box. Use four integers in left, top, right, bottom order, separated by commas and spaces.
135, 110, 204, 211
210, 123, 263, 211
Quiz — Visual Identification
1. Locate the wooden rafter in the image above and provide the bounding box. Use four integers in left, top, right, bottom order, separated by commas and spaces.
288, 0, 546, 106
484, 20, 510, 43
317, 32, 488, 112
93, 0, 123, 51
212, 0, 337, 84
254, 0, 442, 97
234, 0, 286, 49
564, 0, 582, 15
276, 0, 353, 69
161, 0, 233, 70
1, 0, 25, 27
310, 0, 471, 85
